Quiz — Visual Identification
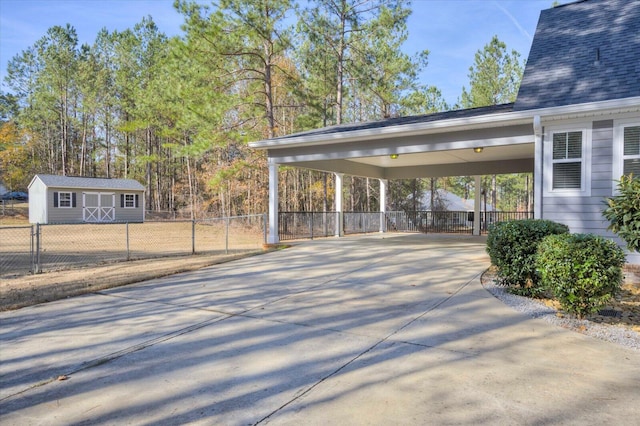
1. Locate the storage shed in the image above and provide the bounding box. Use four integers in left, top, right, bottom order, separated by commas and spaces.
28, 175, 145, 224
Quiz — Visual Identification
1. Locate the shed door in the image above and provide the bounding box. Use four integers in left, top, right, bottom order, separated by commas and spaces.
83, 192, 115, 222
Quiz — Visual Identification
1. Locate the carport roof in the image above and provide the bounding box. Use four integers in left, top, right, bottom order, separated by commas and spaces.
268, 103, 515, 142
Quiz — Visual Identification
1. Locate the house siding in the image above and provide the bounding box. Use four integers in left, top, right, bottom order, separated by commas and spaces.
542, 119, 640, 264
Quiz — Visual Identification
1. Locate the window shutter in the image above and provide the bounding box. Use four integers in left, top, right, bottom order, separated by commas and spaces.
120, 194, 124, 208
53, 192, 58, 208
135, 194, 139, 208
72, 193, 77, 208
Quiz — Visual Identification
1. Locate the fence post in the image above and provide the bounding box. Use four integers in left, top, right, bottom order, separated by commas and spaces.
225, 217, 230, 254
34, 223, 41, 274
263, 213, 267, 245
30, 224, 34, 274
126, 222, 130, 261
192, 219, 196, 255
310, 212, 314, 240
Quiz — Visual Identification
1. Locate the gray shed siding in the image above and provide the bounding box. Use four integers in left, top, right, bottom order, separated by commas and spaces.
113, 192, 144, 222
29, 175, 145, 224
46, 188, 83, 223
542, 119, 640, 264
45, 189, 144, 223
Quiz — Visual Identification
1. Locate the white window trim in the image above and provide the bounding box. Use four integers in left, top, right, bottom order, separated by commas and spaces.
58, 191, 72, 208
543, 123, 592, 197
613, 117, 640, 193
124, 193, 136, 209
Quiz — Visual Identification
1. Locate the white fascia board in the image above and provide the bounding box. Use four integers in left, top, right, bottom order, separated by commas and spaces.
249, 97, 640, 151
250, 114, 533, 149
27, 174, 42, 189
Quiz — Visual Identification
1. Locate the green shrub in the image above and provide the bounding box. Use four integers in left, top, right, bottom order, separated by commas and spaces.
486, 219, 569, 296
602, 174, 640, 253
536, 233, 625, 318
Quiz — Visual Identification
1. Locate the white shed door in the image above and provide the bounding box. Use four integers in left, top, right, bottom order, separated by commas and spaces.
83, 192, 115, 222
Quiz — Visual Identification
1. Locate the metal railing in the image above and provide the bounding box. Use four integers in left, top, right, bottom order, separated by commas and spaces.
344, 212, 384, 234
0, 214, 266, 277
278, 211, 338, 241
279, 210, 534, 240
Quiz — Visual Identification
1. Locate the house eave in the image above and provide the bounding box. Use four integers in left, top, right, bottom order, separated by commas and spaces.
531, 96, 640, 123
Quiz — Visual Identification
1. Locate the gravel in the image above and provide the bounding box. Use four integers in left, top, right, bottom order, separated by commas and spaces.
482, 278, 640, 352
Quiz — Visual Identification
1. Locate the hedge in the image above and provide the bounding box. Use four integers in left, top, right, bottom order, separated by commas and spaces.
486, 219, 569, 296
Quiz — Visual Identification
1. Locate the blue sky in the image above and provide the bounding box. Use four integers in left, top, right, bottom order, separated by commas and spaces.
0, 0, 554, 105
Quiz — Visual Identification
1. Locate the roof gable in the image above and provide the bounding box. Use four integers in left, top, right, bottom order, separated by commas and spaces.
31, 175, 145, 191
514, 0, 640, 111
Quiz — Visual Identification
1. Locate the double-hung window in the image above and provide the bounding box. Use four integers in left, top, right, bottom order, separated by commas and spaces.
120, 193, 139, 208
623, 126, 640, 175
544, 124, 591, 196
124, 194, 135, 208
613, 119, 640, 188
58, 192, 72, 208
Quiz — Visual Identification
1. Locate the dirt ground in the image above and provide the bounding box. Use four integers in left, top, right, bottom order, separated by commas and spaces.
0, 250, 272, 311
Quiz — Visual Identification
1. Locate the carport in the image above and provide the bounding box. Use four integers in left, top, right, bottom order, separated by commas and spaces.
249, 104, 540, 243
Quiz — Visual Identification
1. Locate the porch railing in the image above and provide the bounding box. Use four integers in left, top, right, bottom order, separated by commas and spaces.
278, 210, 534, 241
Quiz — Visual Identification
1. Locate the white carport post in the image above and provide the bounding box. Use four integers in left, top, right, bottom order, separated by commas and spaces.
379, 178, 387, 233
473, 175, 482, 236
335, 173, 344, 237
268, 160, 279, 244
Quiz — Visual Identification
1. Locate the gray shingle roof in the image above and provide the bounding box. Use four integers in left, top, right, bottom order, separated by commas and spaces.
514, 0, 640, 111
269, 103, 515, 141
34, 175, 145, 191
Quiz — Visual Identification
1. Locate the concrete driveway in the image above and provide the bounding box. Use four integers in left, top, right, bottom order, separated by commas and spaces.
1, 234, 639, 425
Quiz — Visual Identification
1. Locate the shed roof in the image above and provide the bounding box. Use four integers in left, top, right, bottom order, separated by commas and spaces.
31, 175, 145, 191
514, 0, 640, 111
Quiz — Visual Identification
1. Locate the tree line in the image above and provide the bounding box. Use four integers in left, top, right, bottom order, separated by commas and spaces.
0, 0, 532, 217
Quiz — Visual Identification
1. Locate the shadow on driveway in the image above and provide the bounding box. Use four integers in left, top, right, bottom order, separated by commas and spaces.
1, 234, 639, 425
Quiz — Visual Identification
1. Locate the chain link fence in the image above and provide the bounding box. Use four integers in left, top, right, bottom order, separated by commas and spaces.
1, 215, 266, 278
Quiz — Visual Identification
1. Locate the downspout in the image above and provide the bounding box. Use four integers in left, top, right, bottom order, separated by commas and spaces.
533, 115, 543, 219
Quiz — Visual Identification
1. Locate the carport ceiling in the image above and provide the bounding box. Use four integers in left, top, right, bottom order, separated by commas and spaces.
283, 143, 535, 180
351, 143, 534, 168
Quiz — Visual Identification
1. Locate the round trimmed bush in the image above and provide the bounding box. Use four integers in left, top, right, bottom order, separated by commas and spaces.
486, 219, 569, 296
536, 233, 625, 318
